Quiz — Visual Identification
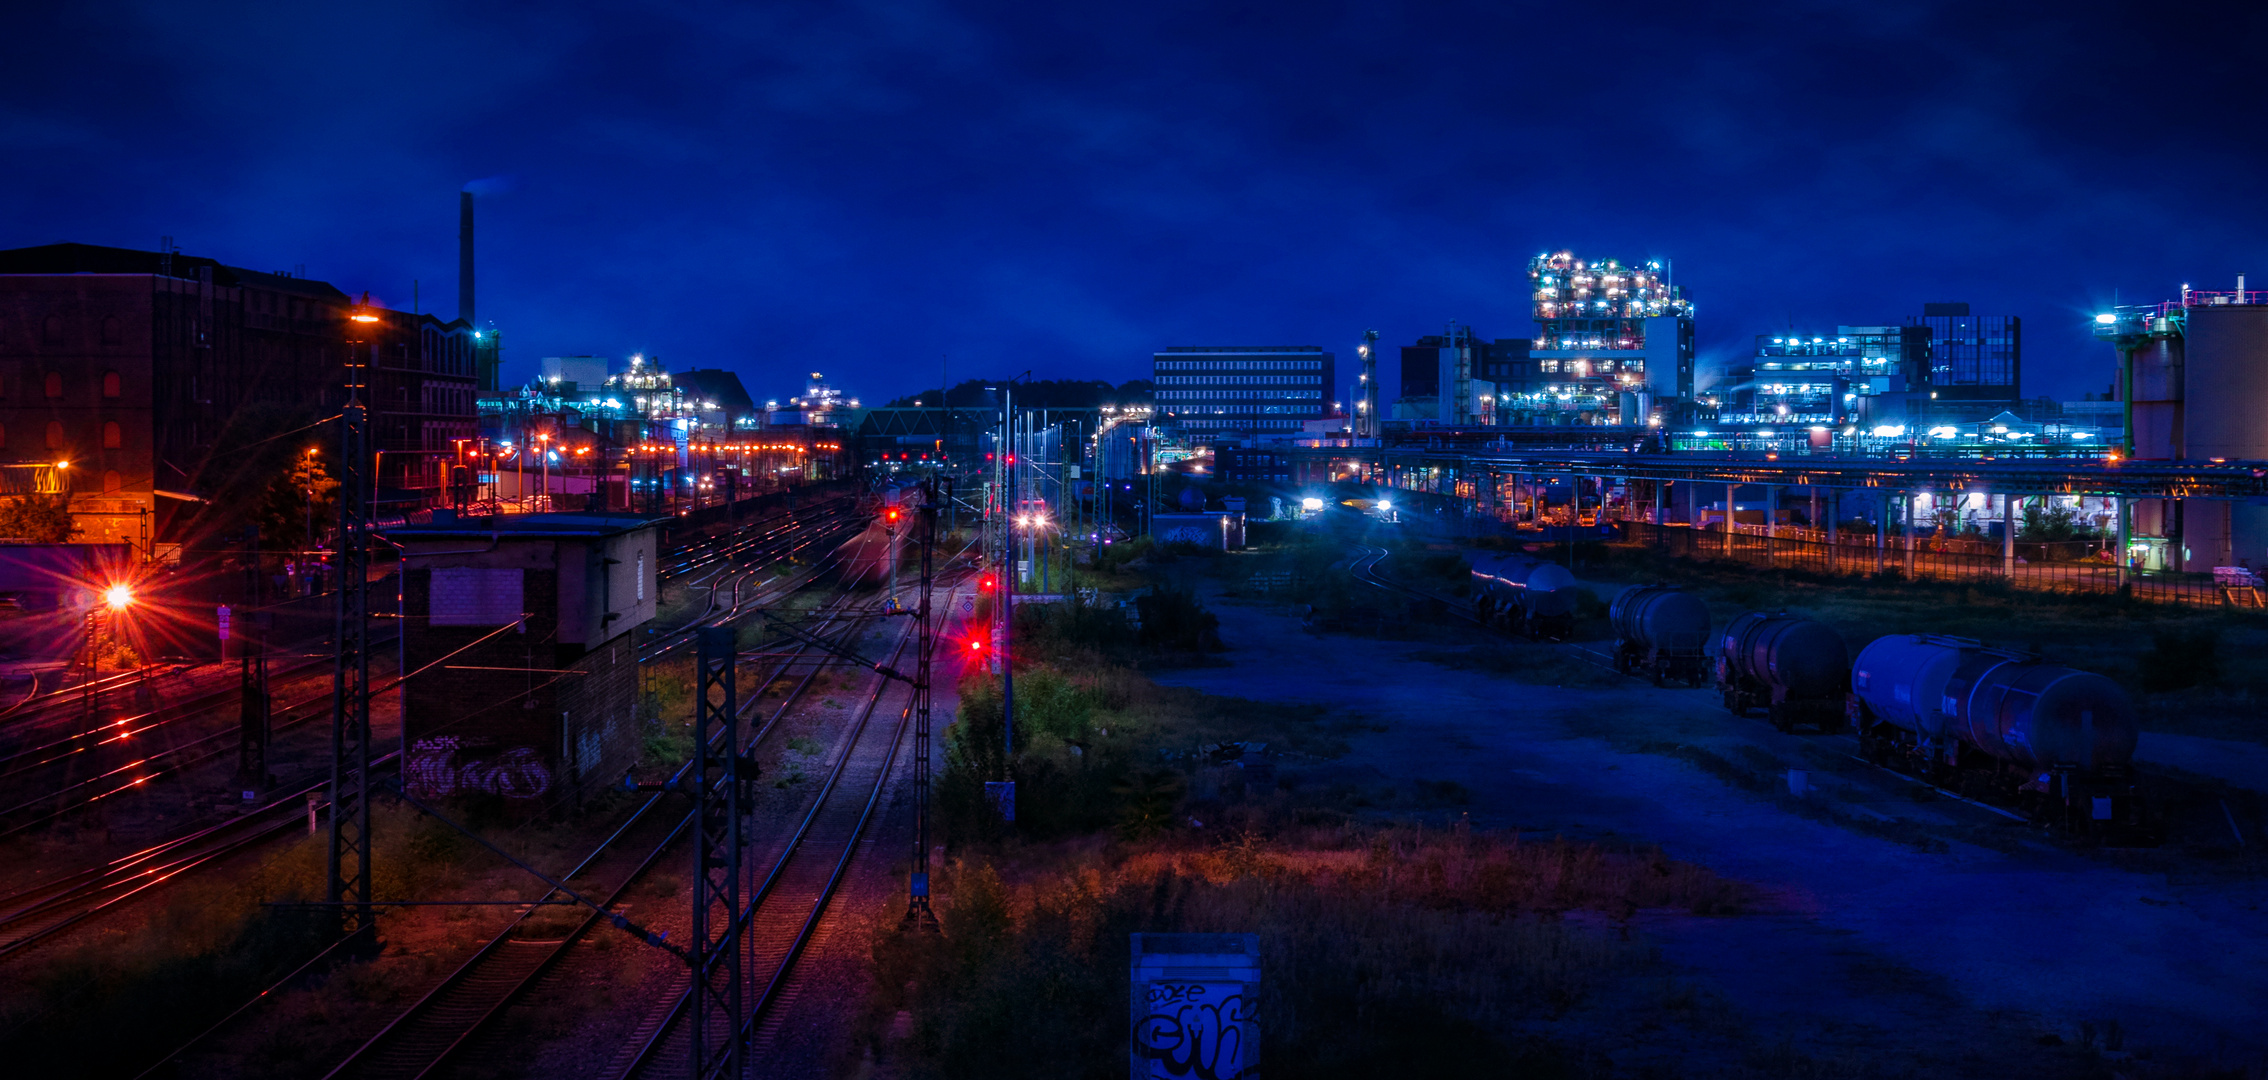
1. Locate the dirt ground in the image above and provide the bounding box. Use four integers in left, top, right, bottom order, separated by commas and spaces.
1151, 593, 2268, 1076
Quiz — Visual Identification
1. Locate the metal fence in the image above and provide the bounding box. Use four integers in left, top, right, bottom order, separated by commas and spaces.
1620, 521, 2242, 609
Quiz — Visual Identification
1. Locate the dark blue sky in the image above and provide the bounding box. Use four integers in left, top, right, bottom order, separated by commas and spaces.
5, 1, 2263, 405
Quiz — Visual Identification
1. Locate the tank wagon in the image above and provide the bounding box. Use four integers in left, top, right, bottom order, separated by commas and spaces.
1848, 634, 2146, 833
1469, 553, 1580, 639
1609, 584, 1710, 686
1716, 612, 1849, 732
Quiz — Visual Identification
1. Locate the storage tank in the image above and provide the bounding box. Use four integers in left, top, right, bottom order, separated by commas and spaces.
1850, 635, 2139, 770
1716, 611, 1848, 729
1470, 553, 1578, 617
1609, 584, 1710, 685
1848, 634, 1970, 743
1945, 653, 2139, 771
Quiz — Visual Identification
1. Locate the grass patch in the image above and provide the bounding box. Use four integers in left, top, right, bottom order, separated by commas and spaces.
868, 824, 1750, 1079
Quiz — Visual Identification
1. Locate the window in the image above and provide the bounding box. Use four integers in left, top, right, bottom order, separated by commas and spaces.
102, 371, 120, 398
103, 422, 121, 449
43, 373, 61, 398
42, 315, 62, 345
100, 317, 121, 347
45, 421, 63, 449
101, 470, 121, 493
0, 422, 6, 448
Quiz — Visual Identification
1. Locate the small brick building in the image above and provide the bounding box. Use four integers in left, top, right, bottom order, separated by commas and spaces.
394, 511, 660, 809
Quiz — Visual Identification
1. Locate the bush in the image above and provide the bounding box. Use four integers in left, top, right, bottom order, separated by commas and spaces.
2139, 626, 2221, 692
872, 828, 1748, 1080
1134, 586, 1222, 652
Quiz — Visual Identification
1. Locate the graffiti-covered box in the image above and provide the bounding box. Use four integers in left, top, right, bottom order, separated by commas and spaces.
1130, 932, 1259, 1080
1150, 512, 1246, 550
395, 511, 660, 811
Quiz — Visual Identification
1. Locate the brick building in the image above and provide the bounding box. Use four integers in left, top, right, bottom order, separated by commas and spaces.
0, 243, 477, 550
395, 512, 660, 809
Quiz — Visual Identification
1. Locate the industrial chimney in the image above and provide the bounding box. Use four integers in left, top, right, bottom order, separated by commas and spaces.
458, 190, 475, 325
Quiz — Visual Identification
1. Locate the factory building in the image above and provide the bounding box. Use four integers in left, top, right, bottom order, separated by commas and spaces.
1152, 345, 1334, 434
2096, 283, 2268, 570
0, 242, 477, 551
397, 511, 659, 810
1719, 325, 1933, 429
1525, 252, 1695, 418
1393, 324, 1533, 426
1916, 302, 2019, 409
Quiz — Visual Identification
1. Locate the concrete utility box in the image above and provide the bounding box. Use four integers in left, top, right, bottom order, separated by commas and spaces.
1151, 512, 1246, 550
1130, 932, 1259, 1079
393, 512, 661, 808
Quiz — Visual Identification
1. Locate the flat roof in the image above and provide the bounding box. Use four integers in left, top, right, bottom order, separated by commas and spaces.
386, 511, 667, 540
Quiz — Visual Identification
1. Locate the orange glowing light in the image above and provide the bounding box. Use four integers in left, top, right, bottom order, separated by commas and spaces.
104, 585, 134, 610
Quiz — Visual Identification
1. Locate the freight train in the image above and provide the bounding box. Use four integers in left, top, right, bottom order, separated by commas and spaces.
1608, 584, 1710, 686
1469, 553, 1580, 639
1715, 612, 1849, 732
1847, 634, 2147, 834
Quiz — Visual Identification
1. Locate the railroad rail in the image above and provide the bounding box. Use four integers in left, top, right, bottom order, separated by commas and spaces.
311, 582, 896, 1079
0, 752, 400, 960
611, 607, 923, 1079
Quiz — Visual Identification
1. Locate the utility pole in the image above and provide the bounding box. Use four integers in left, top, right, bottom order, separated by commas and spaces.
903, 476, 947, 932
689, 626, 745, 1078
1001, 393, 1016, 770
329, 304, 377, 944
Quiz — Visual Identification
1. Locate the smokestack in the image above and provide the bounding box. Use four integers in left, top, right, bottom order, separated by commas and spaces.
458, 190, 475, 325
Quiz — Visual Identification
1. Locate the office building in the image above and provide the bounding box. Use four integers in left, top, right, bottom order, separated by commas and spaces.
1152, 345, 1334, 433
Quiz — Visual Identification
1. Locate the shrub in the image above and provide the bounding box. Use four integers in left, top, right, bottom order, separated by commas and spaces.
873, 828, 1747, 1080
2139, 626, 2221, 692
1134, 586, 1222, 652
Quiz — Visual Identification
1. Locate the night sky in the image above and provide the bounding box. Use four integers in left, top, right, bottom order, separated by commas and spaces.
4, 1, 2264, 405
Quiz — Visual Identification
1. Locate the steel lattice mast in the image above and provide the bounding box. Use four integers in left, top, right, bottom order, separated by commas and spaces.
903, 476, 948, 931
690, 626, 744, 1078
328, 306, 375, 942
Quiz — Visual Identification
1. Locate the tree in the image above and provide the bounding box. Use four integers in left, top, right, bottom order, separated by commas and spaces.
0, 494, 78, 543
257, 451, 340, 552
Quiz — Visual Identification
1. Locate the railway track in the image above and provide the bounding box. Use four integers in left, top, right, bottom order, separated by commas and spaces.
308, 589, 892, 1080
115, 506, 946, 1077
0, 647, 400, 841
0, 752, 400, 960
644, 509, 883, 662
611, 608, 923, 1080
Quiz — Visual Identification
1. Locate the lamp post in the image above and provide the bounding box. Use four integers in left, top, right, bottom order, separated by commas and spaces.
536, 432, 552, 512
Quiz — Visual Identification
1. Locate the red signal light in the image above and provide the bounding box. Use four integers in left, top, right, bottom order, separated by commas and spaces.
969, 639, 984, 652
979, 575, 995, 592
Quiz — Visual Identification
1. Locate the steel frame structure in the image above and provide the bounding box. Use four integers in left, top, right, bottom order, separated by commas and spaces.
903, 476, 947, 932
690, 625, 743, 1080
328, 338, 374, 941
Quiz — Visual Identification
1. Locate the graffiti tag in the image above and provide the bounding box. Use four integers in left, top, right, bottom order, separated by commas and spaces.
1135, 983, 1255, 1079
408, 736, 554, 799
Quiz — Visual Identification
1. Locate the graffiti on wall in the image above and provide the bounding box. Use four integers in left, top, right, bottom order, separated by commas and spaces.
1135, 982, 1256, 1079
1160, 526, 1211, 546
407, 736, 553, 799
